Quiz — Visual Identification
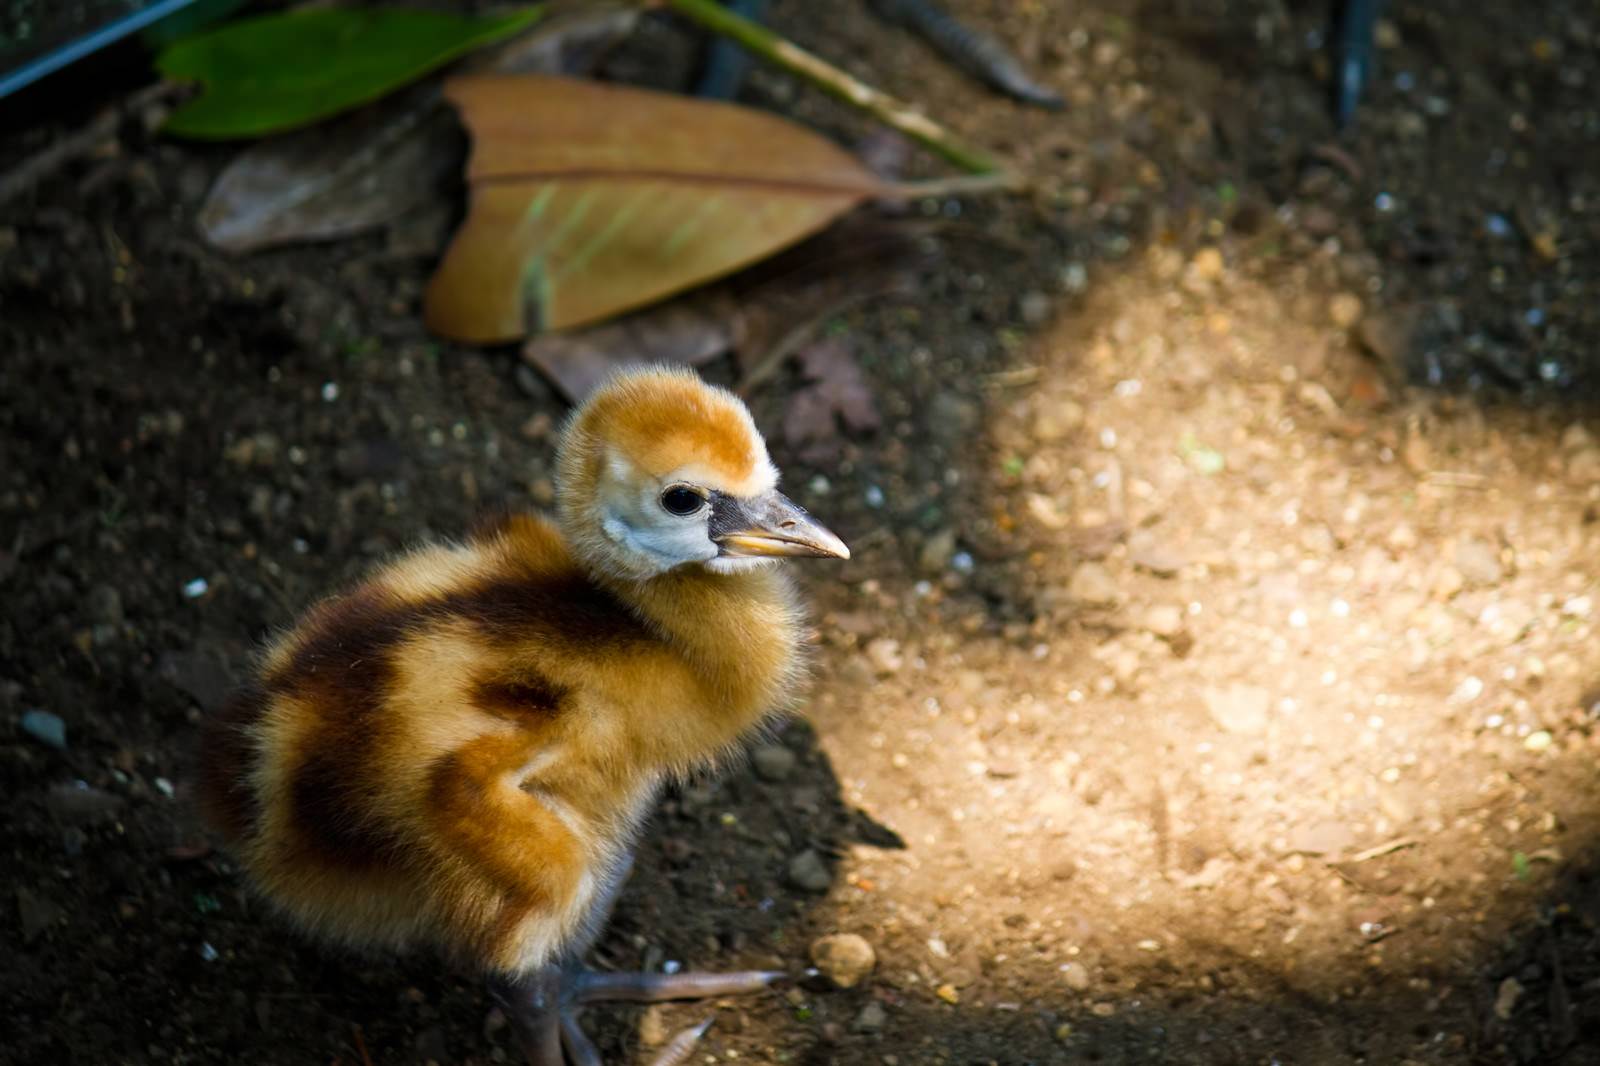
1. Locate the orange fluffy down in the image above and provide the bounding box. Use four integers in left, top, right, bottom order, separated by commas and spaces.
198, 511, 803, 976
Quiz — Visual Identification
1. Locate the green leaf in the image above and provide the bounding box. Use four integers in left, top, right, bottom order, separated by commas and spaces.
158, 5, 545, 139
1511, 851, 1531, 881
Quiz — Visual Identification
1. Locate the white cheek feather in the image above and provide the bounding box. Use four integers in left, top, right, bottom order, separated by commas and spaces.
705, 556, 781, 575
596, 457, 719, 573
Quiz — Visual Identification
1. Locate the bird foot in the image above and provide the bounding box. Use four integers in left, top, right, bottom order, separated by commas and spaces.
491, 966, 784, 1066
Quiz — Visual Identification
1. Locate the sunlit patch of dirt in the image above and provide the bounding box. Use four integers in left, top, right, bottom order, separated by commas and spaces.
797, 259, 1600, 1063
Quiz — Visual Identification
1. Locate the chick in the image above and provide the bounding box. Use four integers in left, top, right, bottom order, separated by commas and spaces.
198, 367, 848, 1065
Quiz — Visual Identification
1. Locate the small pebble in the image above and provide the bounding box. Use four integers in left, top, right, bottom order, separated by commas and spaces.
1204, 684, 1270, 735
1019, 290, 1052, 326
1329, 293, 1364, 329
45, 781, 123, 821
918, 529, 957, 574
809, 933, 876, 988
751, 744, 797, 783
852, 1002, 887, 1034
1128, 537, 1184, 578
1060, 961, 1091, 992
787, 850, 831, 894
865, 638, 903, 675
1060, 262, 1088, 293
935, 983, 960, 1005
1567, 448, 1600, 483
1142, 605, 1185, 638
1032, 400, 1085, 443
183, 578, 209, 599
20, 709, 67, 750
637, 1004, 668, 1047
1190, 247, 1224, 281
1067, 562, 1120, 607
1454, 538, 1503, 587
519, 413, 553, 441
528, 478, 556, 507
1494, 977, 1523, 1020
86, 585, 123, 625
1524, 731, 1552, 752
1433, 566, 1464, 601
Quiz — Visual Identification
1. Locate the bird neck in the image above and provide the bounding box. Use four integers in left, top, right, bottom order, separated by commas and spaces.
605, 565, 803, 725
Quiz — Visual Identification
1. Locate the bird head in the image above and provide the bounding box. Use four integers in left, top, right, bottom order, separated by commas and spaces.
555, 367, 849, 581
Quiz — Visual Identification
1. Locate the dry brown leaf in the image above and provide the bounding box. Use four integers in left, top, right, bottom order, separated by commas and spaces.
521, 215, 929, 401
424, 74, 891, 342
523, 292, 740, 402
784, 339, 882, 461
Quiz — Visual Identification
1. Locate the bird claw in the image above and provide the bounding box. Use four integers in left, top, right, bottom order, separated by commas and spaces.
495, 967, 782, 1065
645, 1016, 715, 1066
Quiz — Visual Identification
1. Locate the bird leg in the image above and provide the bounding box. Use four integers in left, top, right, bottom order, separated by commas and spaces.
491, 963, 783, 1066
489, 850, 783, 1065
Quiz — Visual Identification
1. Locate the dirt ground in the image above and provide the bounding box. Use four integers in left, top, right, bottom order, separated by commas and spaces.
4, 1, 1600, 1064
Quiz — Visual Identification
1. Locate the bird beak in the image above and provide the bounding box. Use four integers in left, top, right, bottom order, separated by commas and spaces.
710, 490, 850, 560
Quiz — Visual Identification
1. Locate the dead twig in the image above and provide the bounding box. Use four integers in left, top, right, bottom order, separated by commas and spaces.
1423, 471, 1488, 490
982, 365, 1040, 388
659, 0, 1013, 177
1345, 837, 1418, 863
0, 82, 182, 208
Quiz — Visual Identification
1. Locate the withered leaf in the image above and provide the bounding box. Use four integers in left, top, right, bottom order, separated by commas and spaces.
784, 339, 882, 461
523, 292, 740, 403
425, 74, 892, 342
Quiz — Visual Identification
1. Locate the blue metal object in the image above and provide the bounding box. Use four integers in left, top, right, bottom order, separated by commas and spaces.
695, 0, 769, 99
0, 0, 200, 101
1334, 0, 1383, 127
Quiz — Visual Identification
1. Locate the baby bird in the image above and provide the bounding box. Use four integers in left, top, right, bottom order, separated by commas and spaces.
198, 367, 848, 1065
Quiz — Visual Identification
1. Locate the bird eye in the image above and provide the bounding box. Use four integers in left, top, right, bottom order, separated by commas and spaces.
660, 486, 705, 516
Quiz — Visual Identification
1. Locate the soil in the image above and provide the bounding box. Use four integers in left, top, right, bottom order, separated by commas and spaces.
4, 2, 1600, 1065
